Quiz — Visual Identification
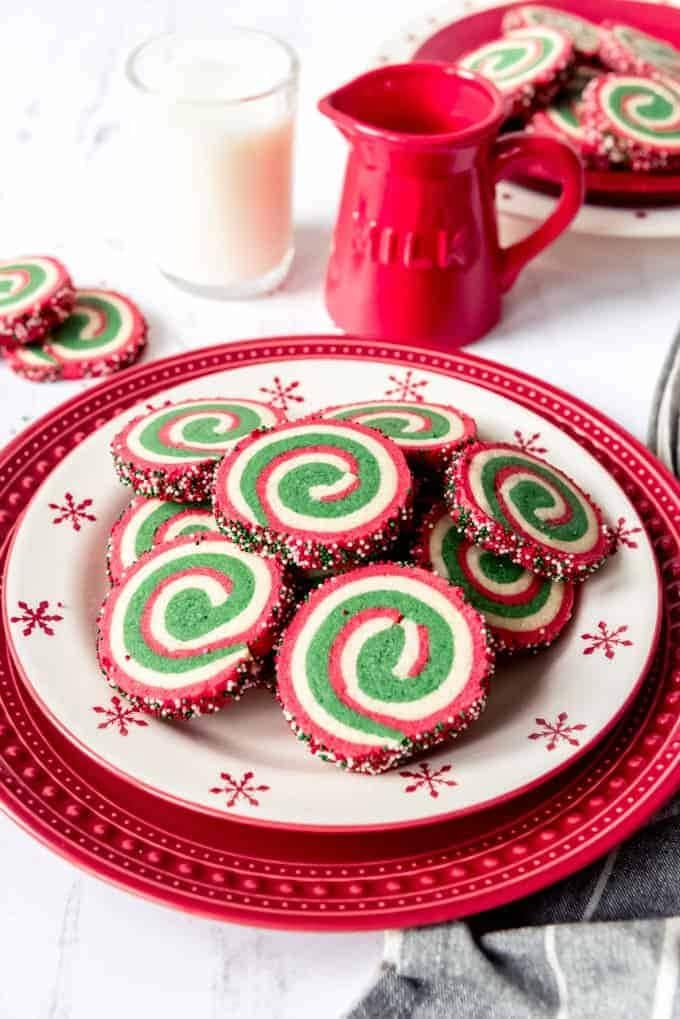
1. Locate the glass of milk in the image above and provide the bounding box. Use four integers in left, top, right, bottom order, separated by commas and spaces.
126, 30, 298, 298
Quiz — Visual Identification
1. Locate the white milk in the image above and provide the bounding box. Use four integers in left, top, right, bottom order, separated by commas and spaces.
127, 32, 297, 295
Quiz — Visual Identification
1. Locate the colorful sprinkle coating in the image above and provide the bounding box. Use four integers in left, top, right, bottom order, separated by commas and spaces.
275, 563, 494, 773
112, 398, 285, 503
319, 399, 476, 471
443, 441, 612, 583
581, 73, 680, 171
459, 26, 574, 117
96, 533, 295, 720
107, 496, 221, 585
414, 504, 575, 652
503, 6, 601, 58
212, 416, 414, 571
599, 22, 680, 79
0, 256, 74, 348
7, 288, 147, 381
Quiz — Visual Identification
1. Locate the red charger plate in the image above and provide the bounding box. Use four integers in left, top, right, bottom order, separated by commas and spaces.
0, 336, 679, 931
413, 0, 680, 206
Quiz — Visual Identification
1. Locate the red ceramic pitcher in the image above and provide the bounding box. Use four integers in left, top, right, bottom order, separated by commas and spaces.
320, 63, 583, 347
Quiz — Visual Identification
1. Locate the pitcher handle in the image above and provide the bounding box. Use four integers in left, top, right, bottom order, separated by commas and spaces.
492, 132, 584, 293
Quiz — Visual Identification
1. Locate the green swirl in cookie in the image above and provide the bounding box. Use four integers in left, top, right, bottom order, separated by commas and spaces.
218, 421, 405, 536
481, 453, 589, 542
0, 259, 54, 309
602, 77, 680, 142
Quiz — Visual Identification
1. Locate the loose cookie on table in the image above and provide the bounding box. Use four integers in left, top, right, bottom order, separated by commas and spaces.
444, 441, 611, 583
319, 400, 476, 471
107, 496, 221, 584
459, 26, 574, 117
112, 397, 284, 503
212, 417, 414, 571
415, 504, 575, 653
0, 256, 75, 348
8, 289, 147, 381
502, 6, 601, 60
581, 73, 680, 171
275, 563, 494, 774
97, 534, 294, 720
599, 22, 680, 79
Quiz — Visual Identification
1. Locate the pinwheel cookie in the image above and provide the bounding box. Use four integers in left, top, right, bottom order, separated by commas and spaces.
107, 496, 221, 584
444, 441, 612, 583
319, 400, 476, 471
599, 22, 680, 79
112, 398, 284, 503
0, 256, 74, 348
415, 505, 575, 653
528, 66, 603, 163
502, 6, 601, 60
459, 26, 574, 117
8, 289, 147, 381
581, 73, 680, 171
213, 417, 414, 571
97, 534, 294, 720
276, 563, 494, 773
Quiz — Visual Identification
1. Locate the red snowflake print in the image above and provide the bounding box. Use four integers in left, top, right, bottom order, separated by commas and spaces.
581, 621, 633, 660
608, 516, 642, 551
399, 762, 457, 798
259, 376, 305, 417
92, 696, 149, 736
384, 370, 429, 402
49, 492, 96, 531
514, 429, 547, 455
210, 770, 270, 809
529, 712, 586, 751
10, 600, 63, 636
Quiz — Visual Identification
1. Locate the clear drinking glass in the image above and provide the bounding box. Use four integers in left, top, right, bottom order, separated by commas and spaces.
125, 29, 298, 298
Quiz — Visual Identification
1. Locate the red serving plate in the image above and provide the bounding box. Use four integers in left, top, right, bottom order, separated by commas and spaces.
414, 0, 680, 205
0, 336, 679, 931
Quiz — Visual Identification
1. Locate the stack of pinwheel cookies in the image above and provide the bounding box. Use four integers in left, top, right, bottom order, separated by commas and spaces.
0, 254, 147, 380
96, 394, 614, 774
459, 7, 680, 174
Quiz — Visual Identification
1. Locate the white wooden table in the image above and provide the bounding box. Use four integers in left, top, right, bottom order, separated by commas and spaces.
1, 2, 679, 1017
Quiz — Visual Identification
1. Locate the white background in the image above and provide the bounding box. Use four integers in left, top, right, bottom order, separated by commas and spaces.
0, 2, 679, 1017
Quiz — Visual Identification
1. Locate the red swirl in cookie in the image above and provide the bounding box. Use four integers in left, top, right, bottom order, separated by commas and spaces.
213, 417, 414, 571
415, 505, 575, 652
112, 398, 285, 503
319, 400, 476, 470
444, 442, 611, 582
7, 289, 147, 381
276, 563, 494, 773
97, 534, 294, 719
459, 26, 574, 117
0, 256, 75, 348
107, 496, 222, 584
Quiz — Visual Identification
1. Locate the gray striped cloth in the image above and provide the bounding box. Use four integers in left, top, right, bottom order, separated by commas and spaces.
348, 348, 680, 1019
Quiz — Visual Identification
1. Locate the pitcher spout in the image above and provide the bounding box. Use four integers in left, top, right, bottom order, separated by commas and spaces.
318, 63, 504, 144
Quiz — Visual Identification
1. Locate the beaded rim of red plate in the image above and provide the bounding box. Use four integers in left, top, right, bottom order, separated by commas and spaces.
0, 336, 678, 931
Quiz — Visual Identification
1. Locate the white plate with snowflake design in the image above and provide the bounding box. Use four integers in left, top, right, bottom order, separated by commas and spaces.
3, 351, 661, 830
